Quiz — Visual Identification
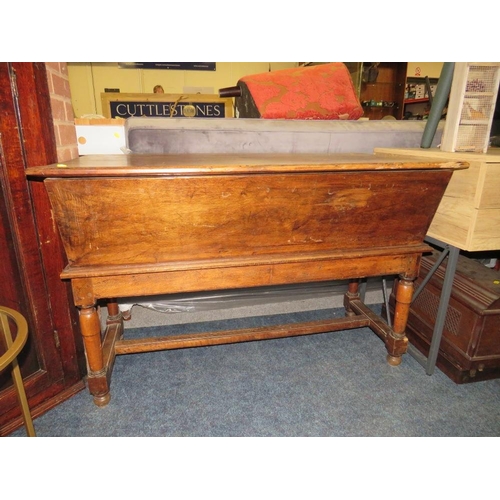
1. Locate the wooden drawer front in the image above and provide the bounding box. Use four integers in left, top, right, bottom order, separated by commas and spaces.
476, 163, 500, 209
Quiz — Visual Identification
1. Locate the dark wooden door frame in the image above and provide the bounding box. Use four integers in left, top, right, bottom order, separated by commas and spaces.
0, 62, 85, 436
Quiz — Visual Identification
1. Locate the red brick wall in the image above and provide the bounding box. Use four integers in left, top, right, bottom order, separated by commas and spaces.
45, 62, 79, 162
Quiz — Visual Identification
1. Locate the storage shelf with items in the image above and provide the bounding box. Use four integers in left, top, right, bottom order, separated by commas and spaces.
442, 62, 500, 153
403, 77, 439, 120
358, 62, 407, 120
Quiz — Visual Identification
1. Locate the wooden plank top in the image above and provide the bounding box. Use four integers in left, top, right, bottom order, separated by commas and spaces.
25, 153, 468, 178
375, 147, 500, 163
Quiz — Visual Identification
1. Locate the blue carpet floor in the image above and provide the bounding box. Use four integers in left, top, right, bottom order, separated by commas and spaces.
8, 306, 500, 437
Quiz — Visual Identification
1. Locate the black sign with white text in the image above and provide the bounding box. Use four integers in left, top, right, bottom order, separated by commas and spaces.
118, 62, 216, 71
109, 100, 226, 118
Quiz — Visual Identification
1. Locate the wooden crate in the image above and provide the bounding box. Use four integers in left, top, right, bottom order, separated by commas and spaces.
374, 148, 500, 251
387, 251, 500, 383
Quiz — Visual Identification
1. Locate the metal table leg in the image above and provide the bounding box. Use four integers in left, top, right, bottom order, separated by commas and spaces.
407, 237, 460, 375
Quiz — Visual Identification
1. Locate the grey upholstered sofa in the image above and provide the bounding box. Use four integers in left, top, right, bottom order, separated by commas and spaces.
124, 117, 444, 155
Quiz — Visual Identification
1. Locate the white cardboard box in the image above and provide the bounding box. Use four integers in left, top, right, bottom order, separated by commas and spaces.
75, 119, 126, 155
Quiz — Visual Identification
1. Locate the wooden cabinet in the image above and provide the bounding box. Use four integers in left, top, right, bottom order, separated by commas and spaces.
359, 63, 407, 120
0, 63, 85, 436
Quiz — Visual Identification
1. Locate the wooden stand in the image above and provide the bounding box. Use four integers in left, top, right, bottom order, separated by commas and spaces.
26, 153, 465, 405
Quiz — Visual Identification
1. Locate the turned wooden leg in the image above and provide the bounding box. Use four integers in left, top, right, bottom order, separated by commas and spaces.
344, 279, 360, 317
385, 275, 413, 366
79, 304, 111, 406
106, 298, 122, 325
